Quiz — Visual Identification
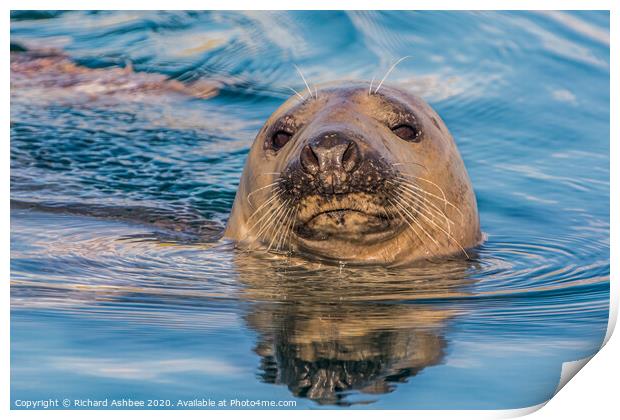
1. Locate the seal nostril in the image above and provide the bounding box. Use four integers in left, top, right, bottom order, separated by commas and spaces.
342, 141, 360, 172
303, 133, 362, 175
300, 145, 320, 175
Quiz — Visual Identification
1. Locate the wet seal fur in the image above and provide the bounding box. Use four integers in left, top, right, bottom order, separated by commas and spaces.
225, 82, 482, 265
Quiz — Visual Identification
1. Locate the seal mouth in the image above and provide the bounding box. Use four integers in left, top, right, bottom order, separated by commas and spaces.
293, 193, 403, 243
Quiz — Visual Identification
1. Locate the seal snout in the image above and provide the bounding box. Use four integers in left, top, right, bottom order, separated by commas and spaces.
299, 131, 362, 195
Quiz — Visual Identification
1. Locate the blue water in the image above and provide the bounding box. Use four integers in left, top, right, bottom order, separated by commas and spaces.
10, 11, 609, 409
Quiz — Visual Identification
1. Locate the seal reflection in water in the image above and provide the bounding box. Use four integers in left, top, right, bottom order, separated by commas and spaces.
225, 82, 482, 265
237, 257, 470, 405
248, 303, 449, 405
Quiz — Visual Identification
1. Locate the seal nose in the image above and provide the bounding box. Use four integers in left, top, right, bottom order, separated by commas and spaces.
300, 132, 360, 175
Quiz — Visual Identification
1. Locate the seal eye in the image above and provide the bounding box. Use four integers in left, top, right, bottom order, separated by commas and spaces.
272, 130, 293, 150
392, 124, 421, 142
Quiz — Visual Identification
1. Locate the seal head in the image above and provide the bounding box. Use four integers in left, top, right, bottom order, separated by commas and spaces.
225, 82, 481, 265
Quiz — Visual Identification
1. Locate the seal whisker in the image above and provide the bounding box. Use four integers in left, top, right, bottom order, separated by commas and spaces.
368, 76, 375, 96
400, 194, 470, 259
275, 204, 297, 253
264, 206, 287, 252
255, 172, 281, 180
245, 200, 280, 234
387, 197, 433, 253
246, 186, 282, 221
382, 198, 402, 237
246, 181, 280, 208
286, 86, 305, 101
373, 56, 411, 94
251, 196, 286, 238
240, 198, 282, 249
293, 64, 314, 100
280, 203, 298, 251
408, 176, 449, 211
267, 204, 294, 253
243, 192, 284, 241
393, 162, 429, 173
398, 188, 454, 234
388, 179, 448, 217
284, 204, 300, 254
252, 199, 290, 248
258, 199, 291, 251
271, 208, 291, 253
243, 206, 281, 247
394, 187, 468, 257
388, 180, 455, 231
394, 175, 465, 220
397, 174, 448, 203
391, 196, 440, 248
398, 182, 463, 230
393, 179, 451, 215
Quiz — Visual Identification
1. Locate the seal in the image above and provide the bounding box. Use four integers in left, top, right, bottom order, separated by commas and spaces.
224, 81, 482, 265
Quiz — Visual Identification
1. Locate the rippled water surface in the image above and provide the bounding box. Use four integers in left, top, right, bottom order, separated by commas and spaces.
10, 11, 609, 409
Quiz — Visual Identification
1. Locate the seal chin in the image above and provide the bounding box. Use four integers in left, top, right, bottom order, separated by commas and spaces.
293, 193, 403, 244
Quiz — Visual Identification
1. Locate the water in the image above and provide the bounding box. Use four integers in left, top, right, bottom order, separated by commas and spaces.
10, 11, 609, 409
